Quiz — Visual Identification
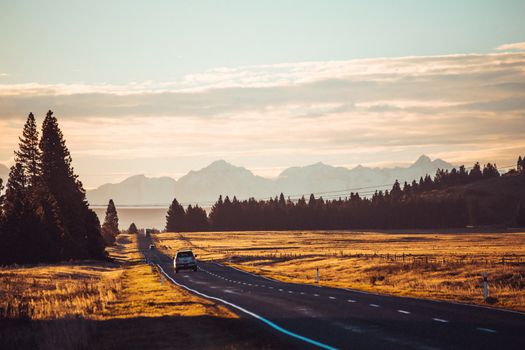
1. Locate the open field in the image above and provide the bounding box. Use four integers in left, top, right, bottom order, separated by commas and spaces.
0, 233, 288, 350
156, 230, 525, 311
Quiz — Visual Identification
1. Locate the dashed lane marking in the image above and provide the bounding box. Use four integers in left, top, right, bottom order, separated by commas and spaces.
369, 304, 380, 308
432, 318, 448, 323
397, 310, 410, 314
157, 264, 337, 350
347, 299, 356, 303
476, 327, 497, 333
329, 296, 336, 300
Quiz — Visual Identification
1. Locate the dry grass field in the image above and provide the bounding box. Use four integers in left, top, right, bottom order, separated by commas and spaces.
0, 233, 288, 350
156, 230, 525, 312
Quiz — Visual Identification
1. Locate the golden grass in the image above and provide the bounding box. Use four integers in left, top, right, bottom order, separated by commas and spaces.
1, 233, 277, 350
0, 233, 234, 321
156, 230, 525, 311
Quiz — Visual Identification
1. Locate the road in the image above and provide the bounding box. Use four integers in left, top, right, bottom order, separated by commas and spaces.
141, 238, 525, 350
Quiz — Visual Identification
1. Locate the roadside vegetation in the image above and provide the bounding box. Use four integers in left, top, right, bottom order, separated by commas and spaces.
157, 230, 525, 311
0, 233, 288, 350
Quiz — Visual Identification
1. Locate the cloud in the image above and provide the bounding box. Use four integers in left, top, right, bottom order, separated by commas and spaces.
496, 42, 525, 51
0, 51, 524, 187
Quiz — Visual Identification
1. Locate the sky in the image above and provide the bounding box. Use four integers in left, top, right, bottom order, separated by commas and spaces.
1, 0, 524, 188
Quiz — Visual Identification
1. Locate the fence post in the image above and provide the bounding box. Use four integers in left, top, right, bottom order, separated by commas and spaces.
483, 272, 488, 302
315, 268, 319, 285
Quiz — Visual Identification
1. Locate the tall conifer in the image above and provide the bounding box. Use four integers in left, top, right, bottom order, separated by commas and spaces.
40, 110, 105, 259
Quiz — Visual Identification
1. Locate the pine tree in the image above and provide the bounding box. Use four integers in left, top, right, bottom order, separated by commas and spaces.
40, 110, 105, 260
101, 199, 119, 245
469, 162, 482, 181
0, 164, 28, 263
15, 113, 41, 187
0, 113, 65, 264
127, 222, 139, 234
166, 198, 185, 232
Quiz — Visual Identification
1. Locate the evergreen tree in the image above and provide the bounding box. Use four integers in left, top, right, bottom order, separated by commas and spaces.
15, 113, 41, 187
185, 205, 208, 232
166, 198, 185, 232
469, 162, 482, 181
482, 163, 500, 178
40, 110, 105, 260
101, 199, 119, 245
128, 222, 139, 234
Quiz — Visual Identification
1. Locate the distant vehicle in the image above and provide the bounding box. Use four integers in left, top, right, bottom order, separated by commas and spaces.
149, 244, 155, 250
174, 249, 198, 273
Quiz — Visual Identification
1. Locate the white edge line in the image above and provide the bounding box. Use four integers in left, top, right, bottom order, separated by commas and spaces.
156, 264, 338, 350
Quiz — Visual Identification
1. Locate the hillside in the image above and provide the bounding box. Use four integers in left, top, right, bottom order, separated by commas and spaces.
428, 173, 525, 226
87, 155, 454, 206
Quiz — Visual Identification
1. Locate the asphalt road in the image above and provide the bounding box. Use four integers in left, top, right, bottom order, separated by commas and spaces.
142, 239, 525, 350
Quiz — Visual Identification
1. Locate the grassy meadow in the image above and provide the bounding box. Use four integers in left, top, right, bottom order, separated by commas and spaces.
156, 230, 525, 311
0, 233, 288, 350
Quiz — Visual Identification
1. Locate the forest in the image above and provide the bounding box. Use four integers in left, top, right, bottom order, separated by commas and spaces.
166, 158, 525, 232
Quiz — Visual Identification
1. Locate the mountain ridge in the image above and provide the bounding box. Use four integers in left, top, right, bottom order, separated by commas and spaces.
86, 155, 454, 206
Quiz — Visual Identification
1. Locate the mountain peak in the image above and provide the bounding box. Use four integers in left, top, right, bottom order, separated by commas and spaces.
207, 159, 234, 169
412, 155, 432, 167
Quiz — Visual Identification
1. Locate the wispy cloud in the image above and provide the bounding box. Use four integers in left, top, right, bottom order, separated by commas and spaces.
495, 42, 525, 51
0, 48, 524, 187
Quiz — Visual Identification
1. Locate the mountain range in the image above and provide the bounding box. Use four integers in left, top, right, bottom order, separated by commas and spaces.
85, 155, 454, 207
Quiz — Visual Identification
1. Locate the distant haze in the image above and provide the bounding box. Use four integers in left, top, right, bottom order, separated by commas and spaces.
87, 155, 454, 207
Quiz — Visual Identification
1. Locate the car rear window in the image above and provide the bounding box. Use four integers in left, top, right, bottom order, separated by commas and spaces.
177, 251, 194, 258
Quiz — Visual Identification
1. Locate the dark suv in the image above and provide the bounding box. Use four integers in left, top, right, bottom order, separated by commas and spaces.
174, 250, 197, 273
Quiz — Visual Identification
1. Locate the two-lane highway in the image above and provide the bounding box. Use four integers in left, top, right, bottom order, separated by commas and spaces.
143, 241, 525, 350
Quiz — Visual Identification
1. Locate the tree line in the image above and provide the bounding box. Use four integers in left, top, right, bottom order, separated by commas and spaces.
166, 158, 525, 232
0, 112, 110, 264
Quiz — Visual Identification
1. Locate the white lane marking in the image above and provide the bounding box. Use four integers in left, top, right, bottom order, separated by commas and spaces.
347, 299, 356, 303
477, 327, 497, 333
397, 310, 410, 314
432, 318, 448, 323
278, 289, 284, 292
248, 284, 252, 286
269, 286, 274, 289
288, 291, 294, 294
329, 296, 336, 300
343, 288, 525, 316
225, 264, 277, 282
157, 264, 337, 350
300, 292, 306, 295
369, 304, 380, 308
314, 293, 319, 297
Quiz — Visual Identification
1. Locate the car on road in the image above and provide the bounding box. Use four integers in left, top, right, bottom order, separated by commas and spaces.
174, 249, 197, 273
149, 244, 155, 250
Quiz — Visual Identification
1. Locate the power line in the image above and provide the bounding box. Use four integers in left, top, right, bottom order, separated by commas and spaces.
91, 163, 519, 208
